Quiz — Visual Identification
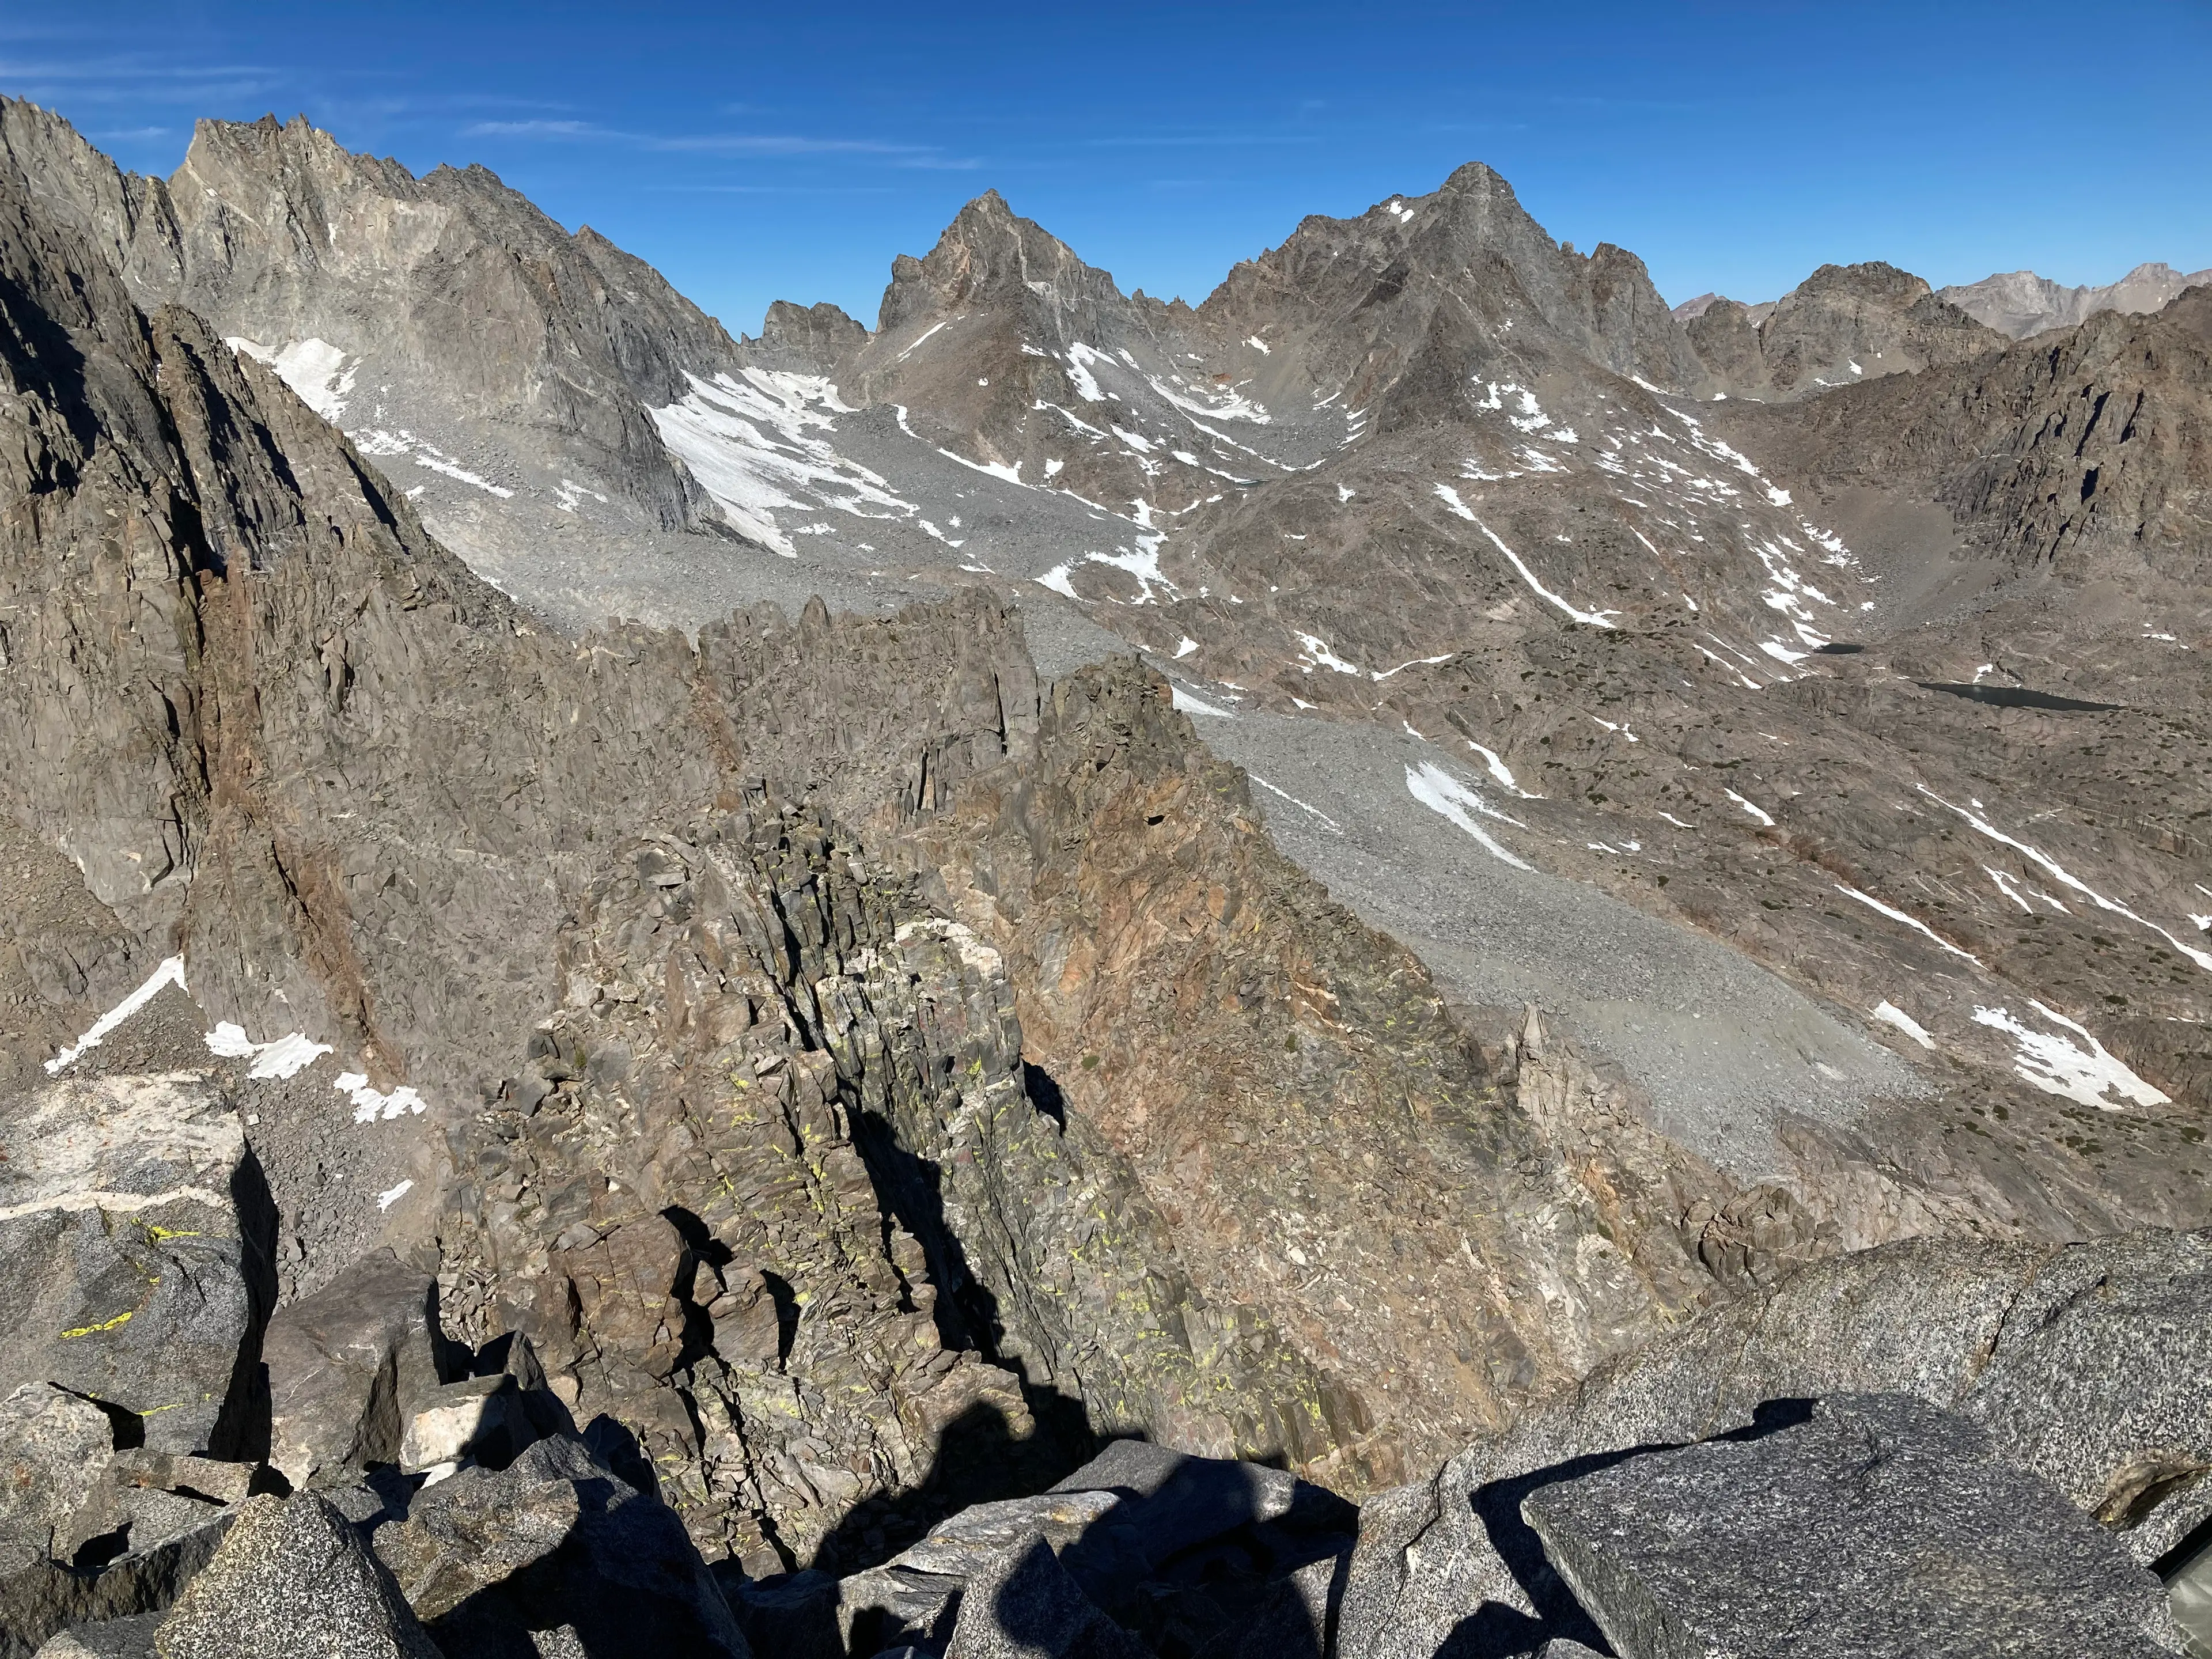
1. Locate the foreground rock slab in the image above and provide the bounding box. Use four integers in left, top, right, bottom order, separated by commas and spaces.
944, 1535, 1149, 1659
0, 1077, 267, 1457
151, 1493, 437, 1659
1521, 1394, 2179, 1659
373, 1432, 752, 1658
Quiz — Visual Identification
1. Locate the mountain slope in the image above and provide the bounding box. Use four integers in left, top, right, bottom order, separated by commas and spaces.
10, 103, 2210, 1436
1683, 261, 2003, 399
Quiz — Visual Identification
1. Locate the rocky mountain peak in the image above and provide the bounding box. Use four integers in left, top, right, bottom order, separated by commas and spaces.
1198, 161, 1707, 400
753, 297, 870, 370
875, 188, 1131, 346
1686, 256, 2000, 399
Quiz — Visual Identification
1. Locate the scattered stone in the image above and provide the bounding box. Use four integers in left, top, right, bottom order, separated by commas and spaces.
373, 1433, 750, 1658
1521, 1395, 2179, 1659
260, 1251, 448, 1489
0, 1385, 120, 1574
30, 1612, 159, 1658
398, 1373, 535, 1474
0, 1472, 233, 1658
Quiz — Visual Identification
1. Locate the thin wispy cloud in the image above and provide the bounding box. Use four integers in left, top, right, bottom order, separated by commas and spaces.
1082, 132, 1325, 149
463, 118, 611, 139
463, 119, 946, 162
0, 55, 278, 81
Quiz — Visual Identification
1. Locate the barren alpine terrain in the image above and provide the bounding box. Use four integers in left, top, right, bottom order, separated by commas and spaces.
0, 94, 2207, 1659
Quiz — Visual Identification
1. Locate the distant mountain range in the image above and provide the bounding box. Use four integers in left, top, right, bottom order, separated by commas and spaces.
1679, 259, 2211, 341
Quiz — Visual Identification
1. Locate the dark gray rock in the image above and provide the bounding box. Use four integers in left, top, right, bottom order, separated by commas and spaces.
1187, 1552, 1338, 1659
942, 1535, 1147, 1659
0, 1498, 232, 1659
1954, 1228, 2212, 1562
0, 1078, 267, 1458
835, 1493, 1117, 1658
1335, 1229, 2212, 1659
260, 1251, 448, 1489
1053, 1438, 1354, 1596
373, 1433, 750, 1658
727, 1569, 842, 1659
151, 1493, 437, 1659
1521, 1395, 2177, 1659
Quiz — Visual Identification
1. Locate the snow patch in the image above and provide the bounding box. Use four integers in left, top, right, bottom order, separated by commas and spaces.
1972, 1001, 2168, 1110
204, 1023, 332, 1080
46, 956, 188, 1074
228, 336, 356, 421
1171, 685, 1234, 719
1834, 883, 1982, 964
1872, 1001, 1935, 1049
1294, 632, 1363, 676
1725, 789, 1775, 827
649, 371, 912, 556
337, 1072, 429, 1124
1406, 762, 1532, 871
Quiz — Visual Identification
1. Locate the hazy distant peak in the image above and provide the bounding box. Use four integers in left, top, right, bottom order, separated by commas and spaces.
1938, 260, 2212, 338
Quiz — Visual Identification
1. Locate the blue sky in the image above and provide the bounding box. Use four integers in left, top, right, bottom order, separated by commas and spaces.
9, 2, 2210, 338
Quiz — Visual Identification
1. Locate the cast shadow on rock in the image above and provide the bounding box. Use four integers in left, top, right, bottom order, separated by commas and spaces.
1436, 1397, 1815, 1658
812, 1396, 1097, 1580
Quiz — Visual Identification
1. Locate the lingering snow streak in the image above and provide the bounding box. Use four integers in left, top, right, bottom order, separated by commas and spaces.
47, 956, 188, 1074
1433, 487, 1619, 627
1171, 685, 1234, 719
1835, 883, 1983, 964
1464, 740, 1539, 797
649, 370, 912, 556
1251, 775, 1343, 834
1972, 1002, 2169, 1109
376, 1179, 415, 1211
1920, 787, 2212, 974
1725, 789, 1775, 827
1406, 762, 1532, 871
354, 427, 516, 498
204, 1024, 333, 1080
1872, 1001, 1936, 1050
228, 336, 356, 420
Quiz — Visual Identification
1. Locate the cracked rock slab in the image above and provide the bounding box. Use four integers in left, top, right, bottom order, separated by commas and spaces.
1521, 1394, 2179, 1659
